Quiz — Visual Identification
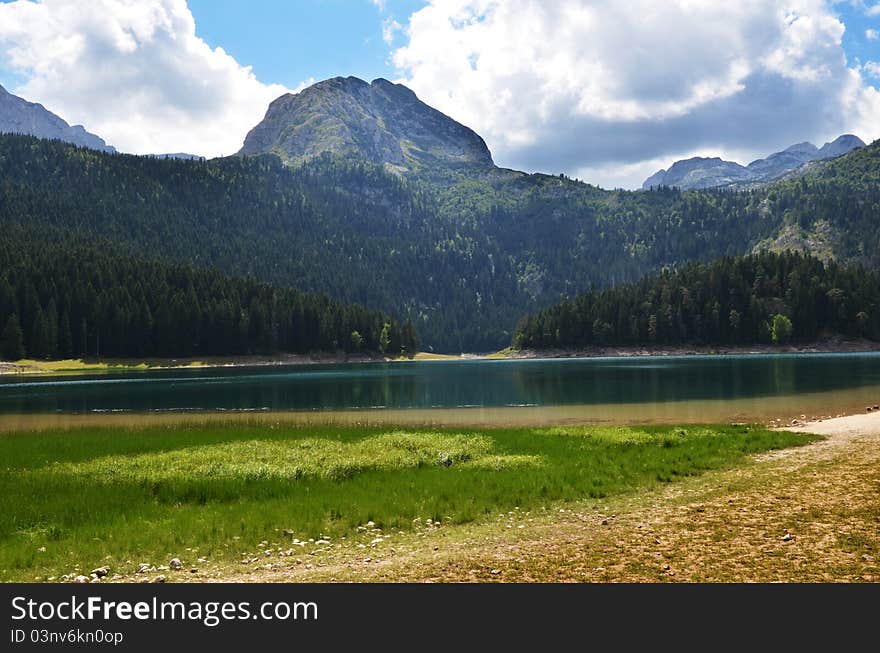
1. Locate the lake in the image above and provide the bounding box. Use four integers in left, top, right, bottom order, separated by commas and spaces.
2, 353, 880, 428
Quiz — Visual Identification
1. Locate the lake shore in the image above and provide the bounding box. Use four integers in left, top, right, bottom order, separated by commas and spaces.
503, 337, 880, 360
4, 337, 880, 378
0, 351, 396, 377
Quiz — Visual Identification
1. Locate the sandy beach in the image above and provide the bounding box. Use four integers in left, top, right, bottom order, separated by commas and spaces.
780, 409, 880, 437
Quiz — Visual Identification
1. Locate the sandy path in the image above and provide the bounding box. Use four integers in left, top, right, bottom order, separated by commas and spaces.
780, 410, 880, 437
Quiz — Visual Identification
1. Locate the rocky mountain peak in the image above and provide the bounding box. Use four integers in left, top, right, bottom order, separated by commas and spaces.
238, 76, 494, 170
781, 142, 819, 156
818, 134, 865, 159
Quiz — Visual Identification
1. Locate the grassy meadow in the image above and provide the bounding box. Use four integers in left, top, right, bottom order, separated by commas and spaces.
0, 421, 815, 582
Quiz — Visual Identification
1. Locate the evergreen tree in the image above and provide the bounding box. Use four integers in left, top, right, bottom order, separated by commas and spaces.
1, 314, 24, 361
29, 307, 50, 359
514, 253, 880, 349
57, 311, 73, 359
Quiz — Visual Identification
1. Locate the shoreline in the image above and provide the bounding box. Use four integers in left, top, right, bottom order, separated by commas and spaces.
2, 337, 880, 378
0, 351, 397, 377
503, 338, 880, 360
778, 408, 880, 435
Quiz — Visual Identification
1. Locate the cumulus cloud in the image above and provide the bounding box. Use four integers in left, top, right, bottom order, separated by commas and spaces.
867, 3, 880, 17
0, 0, 292, 157
391, 0, 880, 187
868, 28, 880, 39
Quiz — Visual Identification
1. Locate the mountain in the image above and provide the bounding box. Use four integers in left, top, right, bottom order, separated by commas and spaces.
642, 135, 865, 190
1, 131, 877, 353
744, 142, 819, 180
817, 134, 865, 159
1, 72, 879, 353
0, 83, 114, 153
239, 76, 493, 171
643, 156, 753, 190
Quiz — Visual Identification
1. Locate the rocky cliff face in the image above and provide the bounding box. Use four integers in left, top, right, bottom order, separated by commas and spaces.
642, 135, 865, 190
238, 76, 493, 170
0, 84, 114, 153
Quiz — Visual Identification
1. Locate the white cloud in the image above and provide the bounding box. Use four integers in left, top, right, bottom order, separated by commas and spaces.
0, 0, 292, 157
382, 17, 404, 45
867, 28, 880, 40
391, 0, 880, 188
865, 61, 880, 79
866, 3, 880, 17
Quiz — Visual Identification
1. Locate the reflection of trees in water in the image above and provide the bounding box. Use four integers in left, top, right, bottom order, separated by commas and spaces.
509, 357, 827, 406
771, 357, 796, 396
5, 356, 880, 413
510, 363, 672, 405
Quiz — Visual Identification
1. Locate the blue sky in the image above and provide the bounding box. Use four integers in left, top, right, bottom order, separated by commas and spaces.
0, 1, 878, 187
186, 0, 423, 89
837, 1, 880, 73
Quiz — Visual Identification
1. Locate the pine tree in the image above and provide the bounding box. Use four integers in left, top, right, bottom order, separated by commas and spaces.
1, 314, 25, 361
30, 307, 50, 359
57, 311, 73, 359
401, 319, 420, 357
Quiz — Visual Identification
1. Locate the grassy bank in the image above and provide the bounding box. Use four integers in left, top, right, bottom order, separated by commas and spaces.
0, 422, 813, 582
0, 353, 396, 377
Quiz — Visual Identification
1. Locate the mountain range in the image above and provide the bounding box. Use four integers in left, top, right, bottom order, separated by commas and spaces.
0, 76, 878, 352
0, 83, 115, 153
642, 135, 865, 190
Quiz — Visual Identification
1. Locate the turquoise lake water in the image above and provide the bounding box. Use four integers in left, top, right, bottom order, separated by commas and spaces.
1, 354, 879, 421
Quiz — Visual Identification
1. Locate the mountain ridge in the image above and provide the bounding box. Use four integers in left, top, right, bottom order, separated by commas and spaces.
642, 134, 865, 190
0, 83, 115, 153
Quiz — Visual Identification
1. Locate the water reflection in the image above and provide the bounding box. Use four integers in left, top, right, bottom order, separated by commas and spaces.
0, 354, 879, 418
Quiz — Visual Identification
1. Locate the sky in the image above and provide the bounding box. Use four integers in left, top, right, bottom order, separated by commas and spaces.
0, 0, 878, 189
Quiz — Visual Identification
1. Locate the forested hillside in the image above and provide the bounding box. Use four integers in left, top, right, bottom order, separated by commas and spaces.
0, 231, 416, 360
0, 133, 877, 352
513, 252, 880, 349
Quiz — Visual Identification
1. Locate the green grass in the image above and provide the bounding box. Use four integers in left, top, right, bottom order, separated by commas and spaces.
0, 421, 815, 581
